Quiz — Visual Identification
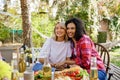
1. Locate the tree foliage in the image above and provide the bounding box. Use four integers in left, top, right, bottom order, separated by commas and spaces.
0, 22, 10, 43
98, 0, 120, 41
109, 16, 120, 41
0, 0, 120, 45
31, 13, 55, 47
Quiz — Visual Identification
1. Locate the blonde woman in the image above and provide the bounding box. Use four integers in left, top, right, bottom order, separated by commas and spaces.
33, 22, 72, 71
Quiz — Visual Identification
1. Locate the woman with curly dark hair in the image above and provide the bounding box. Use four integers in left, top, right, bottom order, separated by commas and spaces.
65, 18, 106, 80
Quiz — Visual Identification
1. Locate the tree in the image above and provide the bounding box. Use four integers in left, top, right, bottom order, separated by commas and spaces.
20, 0, 32, 48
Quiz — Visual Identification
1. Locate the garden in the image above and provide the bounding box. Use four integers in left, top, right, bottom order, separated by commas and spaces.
0, 0, 120, 79
0, 0, 120, 68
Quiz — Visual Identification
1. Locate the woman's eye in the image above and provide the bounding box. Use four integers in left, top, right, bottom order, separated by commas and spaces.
60, 27, 64, 29
55, 27, 59, 30
67, 27, 70, 30
71, 27, 75, 29
67, 27, 75, 30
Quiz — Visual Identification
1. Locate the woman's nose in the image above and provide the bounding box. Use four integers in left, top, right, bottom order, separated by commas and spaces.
67, 29, 71, 32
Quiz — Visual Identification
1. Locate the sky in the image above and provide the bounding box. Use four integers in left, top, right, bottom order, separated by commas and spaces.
0, 0, 4, 10
0, 0, 39, 13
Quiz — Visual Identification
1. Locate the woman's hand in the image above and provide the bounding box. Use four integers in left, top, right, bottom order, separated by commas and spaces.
51, 63, 55, 67
55, 61, 65, 67
54, 62, 65, 70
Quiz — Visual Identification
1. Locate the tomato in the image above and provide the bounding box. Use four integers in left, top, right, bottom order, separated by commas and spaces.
65, 71, 76, 77
70, 72, 76, 77
74, 70, 80, 75
34, 71, 39, 75
64, 70, 82, 79
65, 72, 69, 76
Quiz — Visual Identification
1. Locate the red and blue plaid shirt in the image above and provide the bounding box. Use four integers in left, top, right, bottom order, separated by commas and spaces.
71, 35, 105, 73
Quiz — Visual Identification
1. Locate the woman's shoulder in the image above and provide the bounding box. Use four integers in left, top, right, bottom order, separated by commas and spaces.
47, 38, 61, 43
78, 35, 92, 43
43, 38, 53, 45
81, 35, 91, 40
82, 34, 90, 39
46, 37, 53, 41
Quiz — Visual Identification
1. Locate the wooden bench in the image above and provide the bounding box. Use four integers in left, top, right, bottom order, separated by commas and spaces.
94, 43, 120, 80
110, 63, 120, 80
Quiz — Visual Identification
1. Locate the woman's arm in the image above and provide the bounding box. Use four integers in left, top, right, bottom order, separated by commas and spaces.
78, 37, 92, 73
39, 58, 44, 64
65, 59, 76, 65
55, 57, 76, 68
39, 58, 55, 67
38, 38, 51, 63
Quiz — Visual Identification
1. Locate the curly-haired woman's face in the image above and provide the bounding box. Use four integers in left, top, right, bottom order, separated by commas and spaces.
66, 23, 76, 38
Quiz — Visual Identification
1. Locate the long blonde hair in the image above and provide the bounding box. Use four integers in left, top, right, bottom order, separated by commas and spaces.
52, 22, 68, 42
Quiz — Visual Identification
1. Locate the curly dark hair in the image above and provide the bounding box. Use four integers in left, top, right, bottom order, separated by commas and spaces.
65, 18, 86, 41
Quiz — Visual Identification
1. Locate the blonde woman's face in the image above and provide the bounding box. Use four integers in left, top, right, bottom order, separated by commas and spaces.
55, 23, 66, 38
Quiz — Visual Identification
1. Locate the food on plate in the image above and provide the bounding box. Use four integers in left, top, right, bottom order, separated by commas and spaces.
34, 66, 89, 80
55, 66, 89, 80
34, 70, 51, 80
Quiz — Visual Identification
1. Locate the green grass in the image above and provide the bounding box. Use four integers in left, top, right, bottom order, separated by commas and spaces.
109, 47, 120, 67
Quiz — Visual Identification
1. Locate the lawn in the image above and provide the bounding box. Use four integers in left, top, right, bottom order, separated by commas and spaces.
109, 47, 120, 67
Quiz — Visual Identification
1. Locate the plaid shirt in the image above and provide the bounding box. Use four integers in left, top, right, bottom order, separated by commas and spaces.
71, 35, 105, 73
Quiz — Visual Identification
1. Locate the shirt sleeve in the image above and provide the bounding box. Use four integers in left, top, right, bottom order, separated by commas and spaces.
38, 38, 51, 58
79, 38, 92, 72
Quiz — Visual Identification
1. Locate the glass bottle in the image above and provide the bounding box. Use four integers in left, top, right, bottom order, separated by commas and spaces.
18, 48, 26, 73
23, 66, 34, 80
90, 57, 98, 80
24, 49, 34, 80
11, 58, 19, 80
42, 56, 51, 80
25, 48, 33, 67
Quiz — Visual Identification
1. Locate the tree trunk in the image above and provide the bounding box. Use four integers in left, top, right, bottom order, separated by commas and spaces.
20, 0, 32, 48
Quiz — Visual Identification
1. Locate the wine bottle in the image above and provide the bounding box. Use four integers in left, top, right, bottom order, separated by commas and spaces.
89, 57, 98, 80
11, 58, 19, 80
18, 48, 26, 73
42, 56, 51, 80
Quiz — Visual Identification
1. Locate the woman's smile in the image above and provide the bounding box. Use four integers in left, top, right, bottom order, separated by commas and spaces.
67, 23, 76, 38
